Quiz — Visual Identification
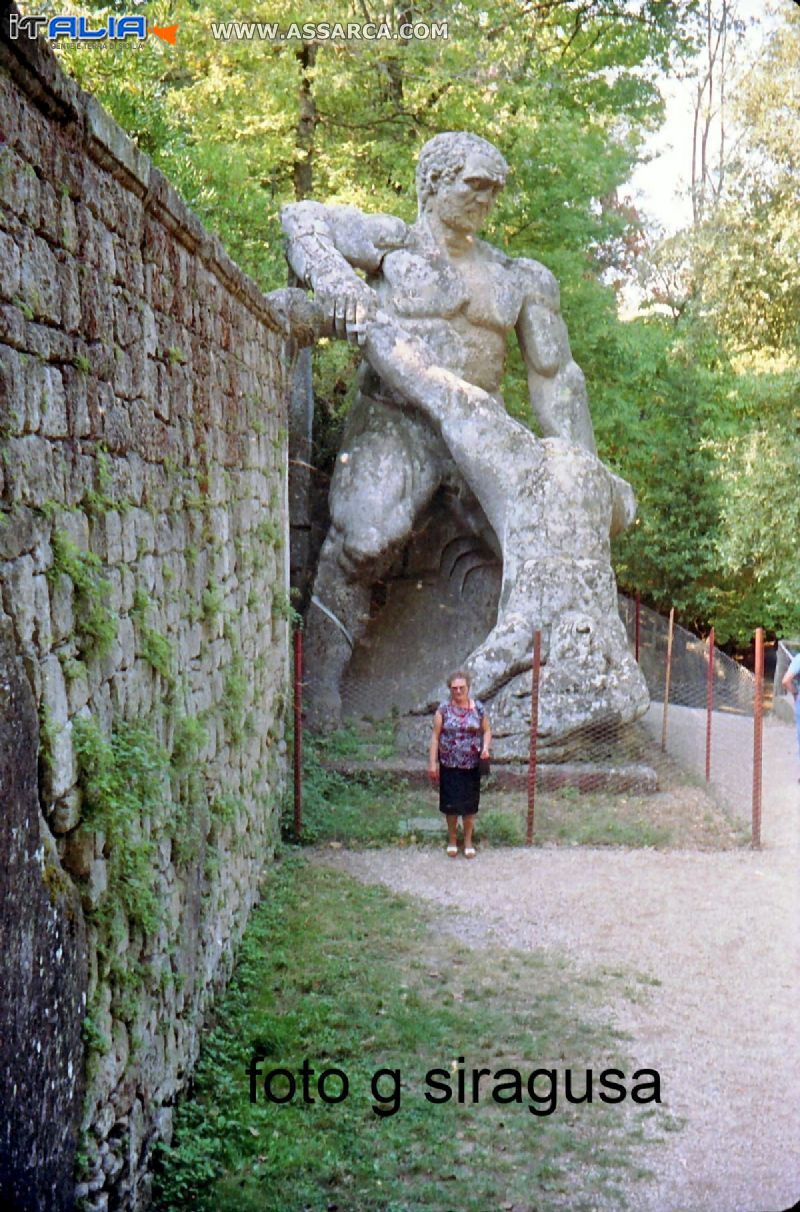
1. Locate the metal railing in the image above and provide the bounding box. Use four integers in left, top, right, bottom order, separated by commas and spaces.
293, 597, 780, 848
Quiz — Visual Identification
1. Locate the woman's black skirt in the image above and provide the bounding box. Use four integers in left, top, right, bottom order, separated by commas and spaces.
439, 764, 480, 816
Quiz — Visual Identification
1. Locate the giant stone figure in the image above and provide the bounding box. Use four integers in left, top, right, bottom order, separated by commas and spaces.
281, 132, 648, 756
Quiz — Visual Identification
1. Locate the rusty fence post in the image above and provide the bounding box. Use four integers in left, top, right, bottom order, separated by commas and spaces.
752, 627, 764, 849
635, 591, 641, 664
661, 607, 675, 753
526, 630, 541, 846
705, 627, 714, 782
293, 626, 303, 840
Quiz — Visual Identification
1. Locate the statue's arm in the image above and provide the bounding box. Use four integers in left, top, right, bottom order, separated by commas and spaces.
280, 201, 406, 343
515, 259, 597, 454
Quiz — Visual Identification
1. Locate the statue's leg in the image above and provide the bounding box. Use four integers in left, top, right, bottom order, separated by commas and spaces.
364, 316, 636, 541
467, 442, 648, 738
302, 530, 372, 729
364, 319, 524, 539
303, 394, 441, 728
362, 319, 648, 735
465, 441, 630, 697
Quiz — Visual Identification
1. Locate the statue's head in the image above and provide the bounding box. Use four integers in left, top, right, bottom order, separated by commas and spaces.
416, 132, 508, 221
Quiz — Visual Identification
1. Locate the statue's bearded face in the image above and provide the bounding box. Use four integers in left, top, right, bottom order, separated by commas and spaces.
429, 153, 505, 235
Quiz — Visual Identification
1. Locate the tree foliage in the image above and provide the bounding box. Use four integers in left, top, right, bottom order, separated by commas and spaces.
60, 0, 689, 282
649, 5, 799, 641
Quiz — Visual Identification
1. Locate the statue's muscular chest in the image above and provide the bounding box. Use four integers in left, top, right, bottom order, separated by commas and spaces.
378, 248, 520, 332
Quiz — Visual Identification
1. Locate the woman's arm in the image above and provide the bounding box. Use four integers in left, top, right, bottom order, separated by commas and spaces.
429, 711, 443, 783
481, 713, 492, 760
783, 656, 800, 696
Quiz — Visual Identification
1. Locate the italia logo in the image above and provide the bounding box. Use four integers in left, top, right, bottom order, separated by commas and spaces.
7, 14, 179, 43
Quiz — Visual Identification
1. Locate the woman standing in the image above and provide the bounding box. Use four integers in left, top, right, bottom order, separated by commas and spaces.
428, 671, 491, 859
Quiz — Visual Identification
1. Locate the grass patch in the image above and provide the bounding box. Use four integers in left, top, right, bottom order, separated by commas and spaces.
289, 725, 542, 849
319, 719, 397, 761
151, 857, 668, 1211
289, 752, 743, 852
479, 784, 748, 851
287, 721, 747, 851
523, 788, 672, 848
286, 733, 402, 846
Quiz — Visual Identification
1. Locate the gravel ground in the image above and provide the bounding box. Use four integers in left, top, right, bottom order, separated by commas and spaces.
313, 716, 800, 1212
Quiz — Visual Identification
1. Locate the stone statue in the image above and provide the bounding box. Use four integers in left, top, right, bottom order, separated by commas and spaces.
281, 132, 648, 752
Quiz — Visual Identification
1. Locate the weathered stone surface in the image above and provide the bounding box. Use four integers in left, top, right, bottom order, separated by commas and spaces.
39, 365, 68, 437
1, 11, 292, 1208
3, 434, 60, 504
60, 194, 79, 253
40, 654, 76, 800
0, 343, 25, 434
85, 96, 151, 196
0, 301, 26, 350
282, 131, 648, 752
50, 571, 75, 644
0, 228, 21, 301
50, 788, 83, 834
63, 827, 94, 880
1, 552, 36, 645
82, 859, 108, 912
20, 231, 62, 325
60, 261, 82, 334
32, 572, 51, 649
0, 619, 87, 1212
0, 505, 41, 559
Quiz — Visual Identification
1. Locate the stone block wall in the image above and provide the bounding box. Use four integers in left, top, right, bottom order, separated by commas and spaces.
0, 14, 308, 1210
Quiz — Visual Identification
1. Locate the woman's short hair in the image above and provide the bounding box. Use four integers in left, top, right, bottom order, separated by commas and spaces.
447, 669, 471, 688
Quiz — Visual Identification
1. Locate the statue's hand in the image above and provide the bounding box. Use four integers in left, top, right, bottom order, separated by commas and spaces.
315, 279, 379, 347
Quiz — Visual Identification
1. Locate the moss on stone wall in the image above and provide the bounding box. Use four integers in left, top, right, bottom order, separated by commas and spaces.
0, 23, 294, 1210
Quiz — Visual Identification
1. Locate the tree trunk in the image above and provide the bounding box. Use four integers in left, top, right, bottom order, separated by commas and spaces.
293, 42, 318, 200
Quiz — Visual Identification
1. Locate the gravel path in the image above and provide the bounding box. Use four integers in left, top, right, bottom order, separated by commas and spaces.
313, 716, 800, 1212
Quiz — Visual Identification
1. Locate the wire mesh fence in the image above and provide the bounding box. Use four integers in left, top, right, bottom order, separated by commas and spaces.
775, 639, 800, 710
292, 593, 777, 848
617, 596, 763, 834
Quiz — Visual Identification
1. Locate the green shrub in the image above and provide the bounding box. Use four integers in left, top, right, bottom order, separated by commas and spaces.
132, 589, 175, 682
73, 715, 169, 936
48, 532, 118, 658
171, 716, 209, 772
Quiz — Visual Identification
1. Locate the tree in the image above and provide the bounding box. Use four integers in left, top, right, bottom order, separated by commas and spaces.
694, 7, 800, 355
626, 3, 800, 643
712, 368, 800, 641
58, 0, 691, 285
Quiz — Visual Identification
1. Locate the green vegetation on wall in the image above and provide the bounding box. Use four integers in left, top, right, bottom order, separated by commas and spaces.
132, 589, 176, 684
73, 715, 169, 939
48, 532, 118, 658
71, 701, 280, 1066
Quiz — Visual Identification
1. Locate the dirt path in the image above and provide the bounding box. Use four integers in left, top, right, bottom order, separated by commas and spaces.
314, 715, 800, 1212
